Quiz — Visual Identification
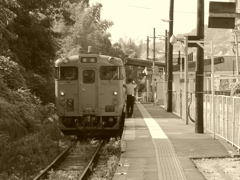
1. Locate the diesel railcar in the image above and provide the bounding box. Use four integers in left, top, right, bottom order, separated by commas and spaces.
54, 52, 126, 137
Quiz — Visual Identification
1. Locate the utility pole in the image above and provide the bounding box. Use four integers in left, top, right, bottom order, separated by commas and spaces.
195, 0, 204, 133
146, 36, 150, 102
167, 0, 174, 112
147, 36, 150, 60
148, 29, 157, 103
165, 30, 168, 81
153, 28, 156, 104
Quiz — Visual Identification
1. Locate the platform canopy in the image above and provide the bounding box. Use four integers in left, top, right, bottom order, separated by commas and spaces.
124, 57, 165, 68
125, 56, 225, 72
173, 56, 225, 71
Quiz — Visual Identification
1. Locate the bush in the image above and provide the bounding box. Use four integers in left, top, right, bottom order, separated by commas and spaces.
0, 99, 28, 139
0, 56, 26, 90
0, 120, 63, 180
0, 55, 64, 179
24, 72, 55, 104
0, 87, 46, 140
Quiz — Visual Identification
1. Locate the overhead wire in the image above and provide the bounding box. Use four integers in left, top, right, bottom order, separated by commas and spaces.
94, 0, 212, 15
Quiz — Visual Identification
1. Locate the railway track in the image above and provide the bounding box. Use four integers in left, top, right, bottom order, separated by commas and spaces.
33, 139, 104, 180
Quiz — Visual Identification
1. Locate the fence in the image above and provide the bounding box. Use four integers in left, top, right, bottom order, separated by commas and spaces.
171, 91, 240, 152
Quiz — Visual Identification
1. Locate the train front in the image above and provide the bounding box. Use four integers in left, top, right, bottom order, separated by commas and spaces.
54, 54, 126, 137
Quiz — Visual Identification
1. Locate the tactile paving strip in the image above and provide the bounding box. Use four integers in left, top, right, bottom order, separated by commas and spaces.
137, 103, 186, 180
153, 139, 186, 180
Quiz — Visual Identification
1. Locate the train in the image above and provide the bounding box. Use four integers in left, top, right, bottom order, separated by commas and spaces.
54, 48, 126, 137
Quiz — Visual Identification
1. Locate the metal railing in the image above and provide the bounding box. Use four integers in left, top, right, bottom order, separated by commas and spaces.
170, 91, 240, 152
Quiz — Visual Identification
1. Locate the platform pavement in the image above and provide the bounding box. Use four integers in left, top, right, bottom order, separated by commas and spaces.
113, 102, 238, 180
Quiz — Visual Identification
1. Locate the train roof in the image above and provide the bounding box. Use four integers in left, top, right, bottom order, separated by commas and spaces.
55, 54, 123, 66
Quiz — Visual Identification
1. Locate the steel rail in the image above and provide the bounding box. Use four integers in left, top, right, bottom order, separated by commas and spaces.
78, 140, 104, 180
33, 140, 77, 180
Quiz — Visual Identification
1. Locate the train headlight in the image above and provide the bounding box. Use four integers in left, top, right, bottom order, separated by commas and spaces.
113, 91, 118, 96
60, 92, 65, 96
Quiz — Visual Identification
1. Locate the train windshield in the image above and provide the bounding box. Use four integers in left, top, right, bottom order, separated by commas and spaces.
100, 66, 123, 80
55, 67, 78, 80
83, 70, 95, 84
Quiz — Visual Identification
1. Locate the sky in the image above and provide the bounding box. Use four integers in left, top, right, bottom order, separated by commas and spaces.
89, 0, 230, 43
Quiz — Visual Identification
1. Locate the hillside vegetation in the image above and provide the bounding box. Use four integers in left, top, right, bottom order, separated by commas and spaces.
0, 55, 64, 179
0, 0, 147, 179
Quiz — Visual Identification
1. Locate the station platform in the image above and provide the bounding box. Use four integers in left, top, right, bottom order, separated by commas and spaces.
113, 102, 236, 180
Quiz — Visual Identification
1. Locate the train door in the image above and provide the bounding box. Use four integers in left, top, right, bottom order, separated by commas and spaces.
80, 68, 98, 114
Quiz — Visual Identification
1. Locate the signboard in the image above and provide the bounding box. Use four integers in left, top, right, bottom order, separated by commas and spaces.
208, 1, 237, 29
209, 17, 235, 29
209, 2, 235, 13
188, 36, 201, 47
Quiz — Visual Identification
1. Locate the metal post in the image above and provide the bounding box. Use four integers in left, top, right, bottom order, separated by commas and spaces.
163, 30, 169, 109
146, 36, 150, 102
152, 28, 156, 104
238, 106, 240, 152
211, 41, 215, 139
184, 37, 189, 125
233, 33, 239, 81
167, 0, 174, 112
237, 105, 240, 153
147, 36, 149, 60
195, 0, 204, 133
164, 30, 169, 109
146, 79, 149, 102
179, 51, 183, 117
233, 98, 235, 146
136, 87, 139, 102
165, 30, 168, 78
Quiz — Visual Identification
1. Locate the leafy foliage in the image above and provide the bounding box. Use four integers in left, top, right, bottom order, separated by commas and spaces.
108, 42, 127, 59
0, 56, 26, 90
0, 0, 18, 55
0, 77, 64, 179
9, 12, 56, 77
230, 82, 240, 97
119, 37, 143, 58
24, 72, 55, 104
0, 1, 129, 179
55, 1, 114, 56
0, 126, 63, 179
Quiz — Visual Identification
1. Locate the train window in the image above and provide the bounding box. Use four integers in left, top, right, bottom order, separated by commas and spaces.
54, 67, 59, 79
83, 70, 95, 83
100, 66, 123, 80
59, 67, 78, 80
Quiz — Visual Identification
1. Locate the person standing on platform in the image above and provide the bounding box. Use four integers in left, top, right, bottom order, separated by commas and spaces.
124, 78, 138, 118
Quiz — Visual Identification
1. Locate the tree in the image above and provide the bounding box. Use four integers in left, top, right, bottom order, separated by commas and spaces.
56, 1, 114, 56
108, 43, 127, 59
0, 0, 18, 56
7, 0, 64, 78
119, 37, 143, 58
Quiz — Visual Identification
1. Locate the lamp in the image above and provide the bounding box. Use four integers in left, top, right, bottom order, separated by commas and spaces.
170, 35, 185, 46
170, 35, 177, 45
